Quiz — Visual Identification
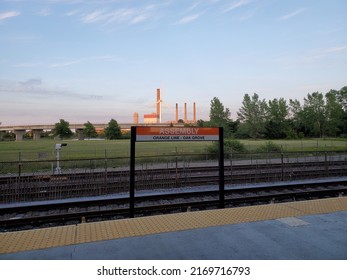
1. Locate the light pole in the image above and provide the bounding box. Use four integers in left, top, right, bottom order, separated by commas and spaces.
55, 143, 67, 174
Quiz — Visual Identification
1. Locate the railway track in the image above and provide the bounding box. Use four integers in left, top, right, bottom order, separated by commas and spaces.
1, 160, 346, 203
1, 179, 346, 231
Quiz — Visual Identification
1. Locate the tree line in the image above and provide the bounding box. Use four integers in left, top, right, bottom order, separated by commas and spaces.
2, 86, 345, 141
52, 119, 122, 140
201, 86, 347, 139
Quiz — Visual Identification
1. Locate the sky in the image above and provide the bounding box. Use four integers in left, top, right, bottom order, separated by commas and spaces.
0, 0, 346, 126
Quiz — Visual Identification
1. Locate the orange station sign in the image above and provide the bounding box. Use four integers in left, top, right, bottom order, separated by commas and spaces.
136, 126, 220, 142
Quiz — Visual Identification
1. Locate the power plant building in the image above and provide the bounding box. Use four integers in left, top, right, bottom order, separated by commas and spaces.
137, 88, 197, 124
144, 113, 158, 124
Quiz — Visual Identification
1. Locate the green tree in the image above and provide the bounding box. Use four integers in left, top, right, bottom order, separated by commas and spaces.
336, 86, 347, 134
83, 121, 98, 139
336, 86, 347, 111
196, 119, 205, 127
289, 99, 305, 136
209, 97, 232, 136
52, 119, 73, 139
264, 98, 289, 139
104, 119, 121, 140
301, 92, 325, 137
324, 90, 344, 137
237, 93, 268, 138
209, 97, 231, 126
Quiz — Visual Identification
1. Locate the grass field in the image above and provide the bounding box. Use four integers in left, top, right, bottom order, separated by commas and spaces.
0, 139, 210, 162
0, 138, 346, 162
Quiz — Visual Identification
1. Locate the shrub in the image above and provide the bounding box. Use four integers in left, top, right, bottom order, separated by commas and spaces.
298, 132, 305, 139
207, 139, 247, 156
256, 141, 282, 152
224, 139, 247, 153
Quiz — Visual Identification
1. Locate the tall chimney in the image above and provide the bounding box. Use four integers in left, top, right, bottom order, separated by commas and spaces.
184, 103, 187, 123
193, 102, 196, 123
156, 88, 161, 123
175, 103, 179, 123
133, 112, 139, 124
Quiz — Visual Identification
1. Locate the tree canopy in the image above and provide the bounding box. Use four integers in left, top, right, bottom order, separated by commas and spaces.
234, 86, 347, 139
209, 97, 231, 126
237, 93, 268, 139
52, 119, 73, 139
202, 87, 347, 139
104, 119, 121, 140
83, 121, 98, 139
208, 97, 237, 137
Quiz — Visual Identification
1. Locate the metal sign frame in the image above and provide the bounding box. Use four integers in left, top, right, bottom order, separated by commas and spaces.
129, 126, 224, 218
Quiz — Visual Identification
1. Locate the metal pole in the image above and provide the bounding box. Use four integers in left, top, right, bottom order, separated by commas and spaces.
129, 126, 136, 218
18, 152, 22, 177
325, 151, 328, 176
175, 146, 178, 187
281, 153, 284, 181
218, 127, 225, 209
55, 148, 61, 175
229, 150, 233, 185
57, 148, 60, 171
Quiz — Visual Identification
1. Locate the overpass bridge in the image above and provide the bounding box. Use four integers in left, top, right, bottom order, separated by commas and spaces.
0, 123, 179, 141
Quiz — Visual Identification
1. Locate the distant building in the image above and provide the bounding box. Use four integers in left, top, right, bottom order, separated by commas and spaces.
144, 113, 158, 124
133, 112, 139, 124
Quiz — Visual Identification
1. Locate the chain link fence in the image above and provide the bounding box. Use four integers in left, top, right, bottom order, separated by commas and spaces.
0, 151, 346, 203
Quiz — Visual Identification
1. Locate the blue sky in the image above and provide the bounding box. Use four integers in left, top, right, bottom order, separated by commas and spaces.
0, 0, 346, 125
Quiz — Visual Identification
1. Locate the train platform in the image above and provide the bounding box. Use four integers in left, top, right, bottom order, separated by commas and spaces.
1, 197, 347, 260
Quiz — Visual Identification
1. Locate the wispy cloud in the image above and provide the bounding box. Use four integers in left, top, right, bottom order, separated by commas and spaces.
184, 2, 201, 13
0, 78, 102, 100
323, 46, 347, 53
0, 11, 21, 21
222, 0, 252, 13
49, 55, 119, 68
279, 8, 306, 21
82, 9, 107, 23
130, 13, 150, 25
81, 5, 157, 26
305, 45, 347, 62
175, 12, 205, 25
38, 8, 51, 17
65, 10, 80, 17
49, 60, 81, 68
13, 55, 120, 69
13, 62, 44, 68
19, 78, 42, 86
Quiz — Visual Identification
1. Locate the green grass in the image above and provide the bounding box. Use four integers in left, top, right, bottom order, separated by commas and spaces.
0, 138, 346, 162
239, 138, 347, 153
0, 139, 211, 162
1, 138, 346, 174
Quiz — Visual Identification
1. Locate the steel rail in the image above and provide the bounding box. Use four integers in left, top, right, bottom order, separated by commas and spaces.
1, 179, 346, 230
1, 164, 346, 203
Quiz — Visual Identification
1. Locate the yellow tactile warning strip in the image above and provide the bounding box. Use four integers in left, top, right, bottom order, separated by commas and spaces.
0, 225, 76, 254
1, 197, 347, 254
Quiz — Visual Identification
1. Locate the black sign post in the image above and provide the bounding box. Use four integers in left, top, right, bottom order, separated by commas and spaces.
129, 126, 224, 218
129, 126, 136, 218
218, 127, 224, 209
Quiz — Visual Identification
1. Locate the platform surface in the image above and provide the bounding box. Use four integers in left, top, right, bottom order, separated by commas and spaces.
1, 197, 347, 259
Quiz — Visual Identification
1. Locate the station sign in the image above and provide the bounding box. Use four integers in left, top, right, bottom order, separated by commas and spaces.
136, 126, 220, 142
129, 126, 224, 218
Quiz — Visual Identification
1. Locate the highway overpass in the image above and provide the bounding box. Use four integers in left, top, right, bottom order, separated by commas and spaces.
0, 123, 180, 141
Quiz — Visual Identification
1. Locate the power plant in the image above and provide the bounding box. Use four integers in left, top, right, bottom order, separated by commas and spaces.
133, 88, 197, 124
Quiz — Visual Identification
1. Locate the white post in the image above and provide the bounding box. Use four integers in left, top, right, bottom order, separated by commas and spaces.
54, 143, 67, 174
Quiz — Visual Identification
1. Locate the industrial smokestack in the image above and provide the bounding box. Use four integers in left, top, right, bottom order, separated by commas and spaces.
193, 102, 196, 123
184, 103, 187, 123
175, 103, 178, 123
156, 88, 161, 123
133, 112, 139, 124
